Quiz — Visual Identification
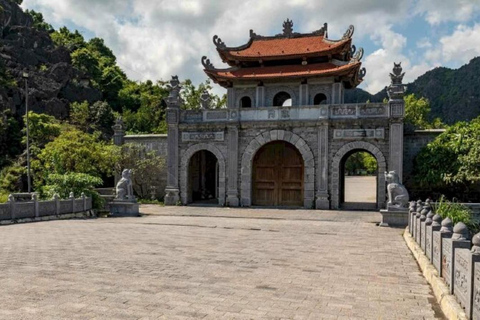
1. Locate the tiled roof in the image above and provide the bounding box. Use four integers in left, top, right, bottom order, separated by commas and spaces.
205, 62, 361, 81
219, 36, 350, 61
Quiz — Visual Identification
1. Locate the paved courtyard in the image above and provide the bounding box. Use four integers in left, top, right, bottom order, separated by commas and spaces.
0, 206, 444, 319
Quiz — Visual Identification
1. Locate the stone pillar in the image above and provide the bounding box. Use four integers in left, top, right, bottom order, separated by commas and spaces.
81, 192, 87, 212
112, 117, 125, 146
331, 83, 343, 104
53, 193, 60, 216
255, 84, 265, 107
69, 192, 75, 214
387, 62, 406, 182
227, 87, 235, 109
316, 124, 330, 209
299, 83, 309, 105
164, 76, 182, 205
8, 194, 15, 220
32, 193, 39, 219
226, 125, 240, 206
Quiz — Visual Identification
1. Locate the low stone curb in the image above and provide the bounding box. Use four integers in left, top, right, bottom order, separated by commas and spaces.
0, 210, 96, 225
403, 228, 467, 320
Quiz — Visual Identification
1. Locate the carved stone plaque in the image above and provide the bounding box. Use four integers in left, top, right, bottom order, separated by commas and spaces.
416, 217, 421, 244
432, 231, 442, 274
454, 249, 471, 314
421, 221, 426, 252
442, 238, 452, 289
359, 105, 386, 116
181, 131, 225, 142
473, 264, 480, 320
391, 103, 404, 117
167, 110, 178, 123
333, 128, 384, 140
426, 225, 432, 261
205, 111, 228, 120
331, 105, 356, 117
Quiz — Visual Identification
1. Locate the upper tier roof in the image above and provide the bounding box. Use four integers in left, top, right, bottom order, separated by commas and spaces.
213, 20, 355, 64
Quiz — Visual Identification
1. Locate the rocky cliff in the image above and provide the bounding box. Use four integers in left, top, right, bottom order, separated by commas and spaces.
0, 0, 101, 118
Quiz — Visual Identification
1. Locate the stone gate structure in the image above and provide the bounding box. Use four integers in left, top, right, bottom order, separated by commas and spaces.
164, 20, 407, 209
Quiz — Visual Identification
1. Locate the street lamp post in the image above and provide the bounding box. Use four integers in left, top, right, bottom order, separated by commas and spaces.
22, 72, 31, 193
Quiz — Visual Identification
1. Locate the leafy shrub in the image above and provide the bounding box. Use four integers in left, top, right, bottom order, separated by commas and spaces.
42, 173, 104, 208
434, 196, 480, 234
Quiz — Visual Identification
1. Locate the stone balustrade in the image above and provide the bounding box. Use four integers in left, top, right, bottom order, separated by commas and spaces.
180, 103, 389, 124
0, 193, 93, 222
408, 200, 480, 319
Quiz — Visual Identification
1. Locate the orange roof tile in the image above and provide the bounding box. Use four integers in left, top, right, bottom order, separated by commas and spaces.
220, 36, 351, 61
205, 62, 361, 81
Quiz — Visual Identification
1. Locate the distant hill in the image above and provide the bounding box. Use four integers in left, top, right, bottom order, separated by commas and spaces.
345, 57, 480, 124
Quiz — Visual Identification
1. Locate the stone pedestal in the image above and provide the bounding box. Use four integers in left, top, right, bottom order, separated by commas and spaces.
110, 201, 140, 217
164, 188, 180, 206
379, 208, 408, 227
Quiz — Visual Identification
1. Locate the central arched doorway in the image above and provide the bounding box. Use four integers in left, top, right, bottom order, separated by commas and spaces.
188, 150, 219, 204
252, 141, 304, 206
340, 150, 378, 210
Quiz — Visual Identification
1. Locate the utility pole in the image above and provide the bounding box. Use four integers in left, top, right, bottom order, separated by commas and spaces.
22, 72, 31, 193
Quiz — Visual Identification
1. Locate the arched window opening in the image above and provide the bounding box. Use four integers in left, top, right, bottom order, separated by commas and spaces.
341, 150, 378, 209
273, 91, 292, 107
314, 93, 328, 105
240, 96, 252, 108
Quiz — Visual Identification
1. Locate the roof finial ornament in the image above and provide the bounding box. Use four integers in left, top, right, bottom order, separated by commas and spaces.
283, 19, 294, 37
342, 25, 355, 39
201, 56, 215, 70
390, 62, 405, 85
213, 35, 226, 49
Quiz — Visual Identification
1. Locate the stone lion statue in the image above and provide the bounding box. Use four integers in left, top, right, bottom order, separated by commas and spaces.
116, 169, 134, 201
385, 171, 409, 209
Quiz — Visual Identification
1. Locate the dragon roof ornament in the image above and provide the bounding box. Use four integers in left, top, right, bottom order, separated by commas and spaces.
213, 35, 226, 50
342, 25, 354, 40
201, 56, 215, 70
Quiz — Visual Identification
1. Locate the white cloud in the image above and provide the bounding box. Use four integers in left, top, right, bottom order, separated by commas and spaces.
18, 0, 478, 96
440, 24, 480, 63
414, 0, 480, 25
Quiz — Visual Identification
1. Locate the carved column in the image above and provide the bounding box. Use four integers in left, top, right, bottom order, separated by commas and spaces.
331, 83, 343, 104
227, 87, 235, 108
299, 83, 309, 105
316, 123, 330, 209
255, 84, 265, 107
164, 76, 182, 205
112, 117, 125, 146
226, 125, 239, 206
387, 63, 406, 182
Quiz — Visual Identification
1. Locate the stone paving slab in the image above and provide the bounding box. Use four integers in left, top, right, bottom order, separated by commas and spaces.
0, 206, 444, 319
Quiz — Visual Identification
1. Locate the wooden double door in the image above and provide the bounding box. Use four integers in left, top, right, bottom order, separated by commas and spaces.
252, 141, 304, 207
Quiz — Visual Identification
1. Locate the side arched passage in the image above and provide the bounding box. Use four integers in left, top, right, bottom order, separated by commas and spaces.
240, 130, 315, 208
180, 143, 226, 206
331, 141, 387, 209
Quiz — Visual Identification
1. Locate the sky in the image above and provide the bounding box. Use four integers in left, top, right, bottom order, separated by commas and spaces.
21, 0, 480, 96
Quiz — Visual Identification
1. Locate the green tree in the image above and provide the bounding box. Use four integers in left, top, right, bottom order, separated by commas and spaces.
71, 48, 101, 82
414, 116, 480, 200
70, 101, 114, 138
34, 129, 119, 185
181, 79, 226, 110
51, 27, 85, 51
25, 9, 53, 32
344, 152, 377, 176
116, 144, 166, 199
23, 112, 63, 157
404, 94, 443, 129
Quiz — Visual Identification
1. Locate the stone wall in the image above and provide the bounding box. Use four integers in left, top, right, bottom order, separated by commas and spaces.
0, 194, 93, 222
403, 129, 445, 197
123, 134, 168, 199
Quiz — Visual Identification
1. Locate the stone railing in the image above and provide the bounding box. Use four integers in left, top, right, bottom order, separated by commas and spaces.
0, 193, 93, 222
180, 103, 389, 123
408, 200, 480, 318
